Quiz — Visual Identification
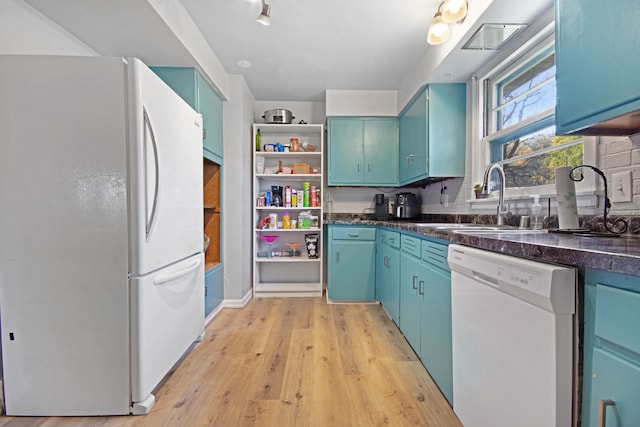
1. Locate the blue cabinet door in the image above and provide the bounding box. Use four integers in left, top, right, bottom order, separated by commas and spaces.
590, 348, 640, 427
328, 240, 376, 300
377, 232, 400, 324
364, 119, 398, 185
583, 269, 640, 427
327, 226, 376, 301
400, 252, 423, 352
420, 261, 453, 404
327, 118, 365, 184
204, 265, 224, 316
556, 0, 640, 135
399, 91, 427, 184
376, 236, 388, 306
385, 245, 400, 324
398, 84, 466, 185
328, 117, 398, 186
151, 67, 223, 162
196, 73, 224, 161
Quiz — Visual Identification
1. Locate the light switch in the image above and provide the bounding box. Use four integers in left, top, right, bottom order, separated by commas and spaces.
611, 170, 633, 203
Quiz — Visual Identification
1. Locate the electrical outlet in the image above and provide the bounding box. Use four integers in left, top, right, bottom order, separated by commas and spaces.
611, 171, 633, 203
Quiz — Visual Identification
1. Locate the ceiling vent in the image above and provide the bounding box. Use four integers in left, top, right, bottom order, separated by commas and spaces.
462, 23, 527, 50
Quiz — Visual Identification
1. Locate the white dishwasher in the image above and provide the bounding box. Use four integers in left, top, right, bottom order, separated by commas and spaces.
447, 244, 576, 427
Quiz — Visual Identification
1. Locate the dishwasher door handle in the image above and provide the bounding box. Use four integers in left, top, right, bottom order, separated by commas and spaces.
472, 271, 500, 289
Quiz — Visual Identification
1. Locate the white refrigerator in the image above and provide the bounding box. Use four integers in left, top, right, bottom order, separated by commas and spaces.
0, 55, 205, 415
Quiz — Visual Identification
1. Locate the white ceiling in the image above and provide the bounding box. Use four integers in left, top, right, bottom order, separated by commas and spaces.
24, 0, 554, 103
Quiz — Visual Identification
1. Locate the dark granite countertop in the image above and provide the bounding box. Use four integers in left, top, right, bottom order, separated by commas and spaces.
325, 214, 640, 276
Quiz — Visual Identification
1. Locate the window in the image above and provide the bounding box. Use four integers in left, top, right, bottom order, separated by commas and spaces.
481, 35, 584, 193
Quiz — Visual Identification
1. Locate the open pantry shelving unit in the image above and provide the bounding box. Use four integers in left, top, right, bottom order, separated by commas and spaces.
252, 123, 324, 297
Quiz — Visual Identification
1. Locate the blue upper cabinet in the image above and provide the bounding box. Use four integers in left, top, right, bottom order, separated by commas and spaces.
398, 84, 466, 186
151, 67, 224, 163
327, 117, 398, 186
555, 0, 640, 135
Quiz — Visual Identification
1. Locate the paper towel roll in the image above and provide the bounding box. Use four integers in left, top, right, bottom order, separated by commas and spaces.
555, 166, 579, 229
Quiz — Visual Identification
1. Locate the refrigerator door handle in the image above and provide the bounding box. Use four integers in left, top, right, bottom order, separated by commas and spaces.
143, 106, 160, 242
153, 258, 202, 286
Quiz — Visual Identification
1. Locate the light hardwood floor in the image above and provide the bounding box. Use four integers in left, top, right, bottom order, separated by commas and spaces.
0, 298, 462, 426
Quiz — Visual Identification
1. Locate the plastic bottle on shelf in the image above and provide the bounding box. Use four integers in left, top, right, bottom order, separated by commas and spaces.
282, 211, 291, 229
303, 182, 310, 207
531, 194, 543, 229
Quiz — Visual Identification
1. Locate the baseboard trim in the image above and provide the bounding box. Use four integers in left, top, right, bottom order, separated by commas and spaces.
223, 289, 253, 308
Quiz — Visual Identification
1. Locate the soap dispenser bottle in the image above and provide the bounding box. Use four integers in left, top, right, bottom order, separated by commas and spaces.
531, 195, 543, 229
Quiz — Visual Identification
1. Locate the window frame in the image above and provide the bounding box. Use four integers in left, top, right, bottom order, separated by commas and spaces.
470, 20, 597, 205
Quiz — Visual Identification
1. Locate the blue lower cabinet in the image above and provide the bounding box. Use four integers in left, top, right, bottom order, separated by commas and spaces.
419, 240, 452, 405
583, 269, 640, 427
205, 265, 223, 316
327, 226, 376, 301
399, 248, 423, 351
399, 234, 452, 405
376, 229, 400, 324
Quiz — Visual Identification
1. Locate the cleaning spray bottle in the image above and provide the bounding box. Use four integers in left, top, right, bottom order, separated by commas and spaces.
531, 195, 543, 230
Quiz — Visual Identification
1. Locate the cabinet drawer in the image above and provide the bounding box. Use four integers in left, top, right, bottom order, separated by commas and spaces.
331, 227, 376, 241
595, 285, 640, 355
401, 234, 421, 258
422, 241, 449, 271
379, 229, 400, 249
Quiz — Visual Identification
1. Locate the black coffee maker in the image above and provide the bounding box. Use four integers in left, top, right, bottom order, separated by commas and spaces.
374, 193, 390, 220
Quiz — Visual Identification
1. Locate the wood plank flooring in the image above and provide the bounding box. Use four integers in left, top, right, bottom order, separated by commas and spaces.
0, 298, 462, 427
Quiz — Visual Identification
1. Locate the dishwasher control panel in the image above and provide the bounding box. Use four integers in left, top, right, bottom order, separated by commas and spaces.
448, 244, 576, 314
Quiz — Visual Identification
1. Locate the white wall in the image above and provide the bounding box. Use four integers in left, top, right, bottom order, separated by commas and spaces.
254, 101, 326, 125
223, 75, 255, 302
0, 0, 98, 55
325, 90, 397, 117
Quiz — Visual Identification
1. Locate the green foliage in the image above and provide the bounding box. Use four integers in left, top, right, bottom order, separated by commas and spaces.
502, 135, 583, 187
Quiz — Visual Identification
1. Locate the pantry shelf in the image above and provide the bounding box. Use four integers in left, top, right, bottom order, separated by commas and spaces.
254, 228, 321, 232
255, 257, 322, 263
252, 123, 324, 298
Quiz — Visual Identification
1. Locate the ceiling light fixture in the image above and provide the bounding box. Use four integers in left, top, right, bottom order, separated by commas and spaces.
256, 0, 271, 26
441, 0, 468, 23
427, 0, 468, 45
427, 10, 450, 45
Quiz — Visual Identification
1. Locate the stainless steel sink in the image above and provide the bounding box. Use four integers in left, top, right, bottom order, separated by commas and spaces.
414, 223, 516, 231
452, 228, 549, 235
413, 223, 548, 234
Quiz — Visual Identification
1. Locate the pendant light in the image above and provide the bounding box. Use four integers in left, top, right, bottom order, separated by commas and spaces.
427, 10, 450, 45
257, 0, 271, 26
427, 0, 468, 45
441, 0, 468, 23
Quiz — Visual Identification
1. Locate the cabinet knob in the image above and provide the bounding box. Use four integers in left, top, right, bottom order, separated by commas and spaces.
598, 399, 615, 427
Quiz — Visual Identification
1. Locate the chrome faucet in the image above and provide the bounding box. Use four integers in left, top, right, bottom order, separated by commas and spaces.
482, 163, 509, 225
